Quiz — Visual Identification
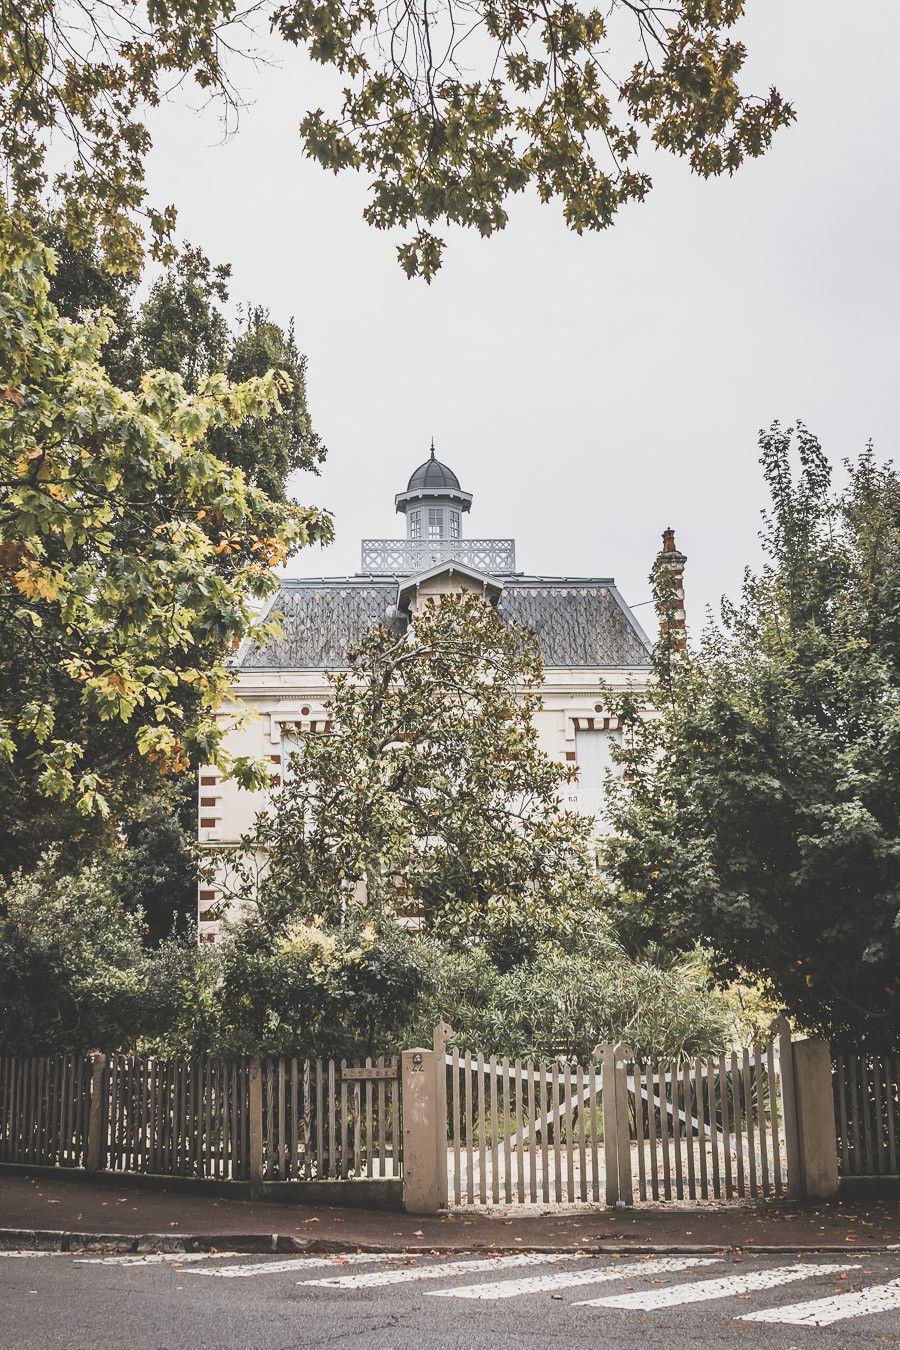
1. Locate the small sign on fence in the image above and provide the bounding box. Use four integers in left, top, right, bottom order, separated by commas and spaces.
340, 1066, 400, 1083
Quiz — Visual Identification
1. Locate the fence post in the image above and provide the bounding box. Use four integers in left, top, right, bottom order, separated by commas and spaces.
597, 1042, 620, 1206
772, 1015, 802, 1199
85, 1052, 106, 1173
432, 1023, 453, 1211
792, 1038, 839, 1199
401, 1048, 440, 1214
249, 1056, 264, 1198
614, 1044, 634, 1207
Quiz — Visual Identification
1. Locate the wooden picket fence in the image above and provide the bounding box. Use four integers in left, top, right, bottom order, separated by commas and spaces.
833, 1051, 900, 1178
260, 1056, 401, 1181
624, 1045, 792, 1202
445, 1020, 799, 1206
0, 1051, 401, 1185
0, 1054, 92, 1168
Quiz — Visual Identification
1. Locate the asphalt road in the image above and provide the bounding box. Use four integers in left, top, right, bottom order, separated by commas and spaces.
2, 1248, 899, 1349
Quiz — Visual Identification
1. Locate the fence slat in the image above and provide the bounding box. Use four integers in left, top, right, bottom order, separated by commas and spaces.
755, 1045, 770, 1194
694, 1059, 708, 1200
588, 1062, 600, 1203
326, 1060, 336, 1180
576, 1063, 588, 1204
550, 1063, 561, 1203
487, 1054, 498, 1204
364, 1058, 374, 1180
767, 1041, 782, 1194
465, 1050, 475, 1205
516, 1059, 526, 1203
682, 1061, 695, 1199
847, 1053, 861, 1174
885, 1055, 897, 1175
451, 1047, 461, 1204
476, 1053, 487, 1205
731, 1051, 744, 1197
527, 1059, 538, 1204
872, 1056, 885, 1175
707, 1058, 723, 1198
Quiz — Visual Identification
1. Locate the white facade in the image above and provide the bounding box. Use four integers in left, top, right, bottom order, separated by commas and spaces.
198, 449, 654, 942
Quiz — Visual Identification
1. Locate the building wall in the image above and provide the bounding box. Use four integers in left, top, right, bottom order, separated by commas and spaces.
197, 663, 649, 943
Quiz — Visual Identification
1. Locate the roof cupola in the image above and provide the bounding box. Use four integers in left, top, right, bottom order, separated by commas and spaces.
395, 440, 473, 543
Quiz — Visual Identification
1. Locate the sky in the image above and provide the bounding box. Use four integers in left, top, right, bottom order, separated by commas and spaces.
143, 1, 900, 624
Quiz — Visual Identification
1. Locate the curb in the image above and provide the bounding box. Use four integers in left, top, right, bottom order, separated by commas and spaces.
1, 1228, 897, 1256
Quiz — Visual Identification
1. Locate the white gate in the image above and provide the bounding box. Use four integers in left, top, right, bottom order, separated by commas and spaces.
442, 1018, 799, 1206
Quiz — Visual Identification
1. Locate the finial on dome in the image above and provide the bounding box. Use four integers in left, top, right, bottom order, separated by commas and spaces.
430, 437, 435, 459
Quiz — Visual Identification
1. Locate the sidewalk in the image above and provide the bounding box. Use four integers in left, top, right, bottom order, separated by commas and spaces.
1, 1169, 897, 1253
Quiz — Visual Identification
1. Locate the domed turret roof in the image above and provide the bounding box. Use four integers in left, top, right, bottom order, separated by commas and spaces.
406, 444, 461, 492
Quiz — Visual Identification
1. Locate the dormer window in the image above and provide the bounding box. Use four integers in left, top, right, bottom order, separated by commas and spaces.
449, 510, 461, 540
428, 507, 443, 540
409, 509, 421, 539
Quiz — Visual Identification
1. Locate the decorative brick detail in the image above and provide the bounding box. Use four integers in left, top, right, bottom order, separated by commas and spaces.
199, 931, 217, 945
200, 796, 217, 807
200, 817, 216, 828
565, 751, 576, 761
270, 754, 281, 765
200, 775, 217, 786
199, 890, 217, 901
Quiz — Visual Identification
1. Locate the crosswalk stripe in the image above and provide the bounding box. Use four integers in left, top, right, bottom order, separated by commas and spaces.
302, 1253, 580, 1289
189, 1254, 410, 1278
578, 1262, 853, 1310
741, 1276, 900, 1326
76, 1253, 241, 1267
427, 1256, 719, 1300
0, 1251, 69, 1259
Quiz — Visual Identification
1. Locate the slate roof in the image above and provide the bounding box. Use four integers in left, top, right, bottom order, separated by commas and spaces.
407, 455, 462, 491
241, 576, 651, 671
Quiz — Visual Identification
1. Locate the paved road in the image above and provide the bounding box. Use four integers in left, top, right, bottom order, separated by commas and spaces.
2, 1248, 899, 1348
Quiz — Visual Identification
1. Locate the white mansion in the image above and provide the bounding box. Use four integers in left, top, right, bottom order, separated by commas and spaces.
197, 446, 684, 942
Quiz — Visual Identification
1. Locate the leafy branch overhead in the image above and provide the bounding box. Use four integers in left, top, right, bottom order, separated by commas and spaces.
2, 1, 793, 277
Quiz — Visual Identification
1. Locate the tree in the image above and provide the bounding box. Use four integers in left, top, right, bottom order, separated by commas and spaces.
0, 222, 333, 856
223, 593, 599, 967
2, 2, 793, 278
40, 225, 326, 502
604, 423, 900, 1041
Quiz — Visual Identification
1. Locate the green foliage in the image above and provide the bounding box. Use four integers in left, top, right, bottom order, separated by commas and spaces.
210, 917, 438, 1058
0, 221, 332, 833
1, 2, 792, 278
282, 0, 794, 277
414, 925, 731, 1062
114, 779, 198, 946
41, 226, 325, 503
224, 593, 599, 968
605, 423, 900, 1041
0, 852, 151, 1053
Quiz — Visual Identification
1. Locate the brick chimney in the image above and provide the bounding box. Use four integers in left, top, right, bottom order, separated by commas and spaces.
654, 527, 687, 648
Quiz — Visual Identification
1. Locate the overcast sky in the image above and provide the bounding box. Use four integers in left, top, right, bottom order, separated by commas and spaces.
144, 1, 899, 625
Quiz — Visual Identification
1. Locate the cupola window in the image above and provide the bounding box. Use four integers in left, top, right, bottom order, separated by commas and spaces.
428, 508, 444, 540
409, 509, 421, 539
449, 510, 461, 540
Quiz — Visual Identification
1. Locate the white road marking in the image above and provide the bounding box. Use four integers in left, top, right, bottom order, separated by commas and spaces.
427, 1255, 719, 1300
189, 1254, 411, 1278
579, 1262, 853, 1310
76, 1252, 241, 1266
0, 1251, 69, 1259
302, 1253, 581, 1289
741, 1276, 900, 1326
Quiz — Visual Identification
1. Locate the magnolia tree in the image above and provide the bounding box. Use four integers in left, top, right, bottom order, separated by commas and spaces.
605, 424, 900, 1041
224, 593, 598, 966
